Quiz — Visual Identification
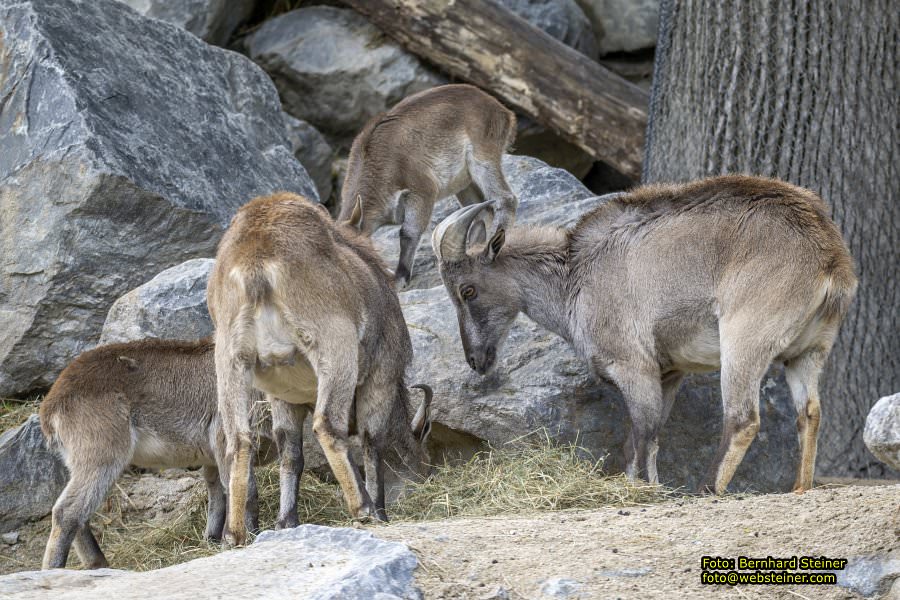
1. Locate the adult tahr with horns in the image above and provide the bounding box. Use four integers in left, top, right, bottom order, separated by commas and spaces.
432, 176, 856, 494
339, 84, 517, 287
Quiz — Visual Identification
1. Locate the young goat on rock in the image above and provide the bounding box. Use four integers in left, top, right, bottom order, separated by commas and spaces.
339, 84, 517, 286
432, 176, 856, 494
39, 338, 279, 570
208, 192, 432, 546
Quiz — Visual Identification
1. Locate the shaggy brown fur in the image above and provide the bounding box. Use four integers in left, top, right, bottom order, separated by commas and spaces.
39, 338, 277, 569
339, 84, 517, 286
434, 175, 856, 494
208, 192, 431, 546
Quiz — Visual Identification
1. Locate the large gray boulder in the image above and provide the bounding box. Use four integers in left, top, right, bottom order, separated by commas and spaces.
498, 0, 598, 59
864, 393, 900, 471
0, 525, 422, 599
115, 0, 256, 46
100, 259, 215, 345
0, 416, 67, 533
246, 6, 444, 144
575, 0, 661, 55
284, 114, 335, 203
0, 0, 318, 396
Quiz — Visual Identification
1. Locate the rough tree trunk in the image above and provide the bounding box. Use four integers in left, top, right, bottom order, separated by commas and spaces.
344, 0, 648, 180
645, 0, 899, 477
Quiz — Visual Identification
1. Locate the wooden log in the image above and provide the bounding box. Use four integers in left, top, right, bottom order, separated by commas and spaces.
343, 0, 649, 180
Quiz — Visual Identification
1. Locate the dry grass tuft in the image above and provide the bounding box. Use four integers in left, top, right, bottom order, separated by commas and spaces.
96, 487, 219, 571
391, 431, 670, 520
95, 433, 670, 571
0, 399, 39, 433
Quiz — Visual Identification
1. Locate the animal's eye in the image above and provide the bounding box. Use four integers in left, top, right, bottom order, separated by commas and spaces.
460, 285, 477, 301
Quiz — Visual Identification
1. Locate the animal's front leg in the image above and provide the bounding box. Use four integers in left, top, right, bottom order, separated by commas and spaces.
245, 459, 260, 534
363, 435, 387, 522
73, 525, 107, 570
606, 361, 664, 483
202, 465, 226, 541
467, 155, 517, 235
395, 197, 433, 288
644, 371, 685, 484
270, 397, 307, 529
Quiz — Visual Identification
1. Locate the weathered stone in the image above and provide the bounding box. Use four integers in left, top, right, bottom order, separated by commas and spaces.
513, 118, 596, 179
575, 0, 661, 55
0, 532, 18, 545
284, 114, 334, 203
100, 259, 215, 345
246, 6, 444, 144
540, 577, 583, 597
115, 0, 256, 46
833, 556, 900, 599
0, 416, 67, 533
497, 0, 598, 59
864, 393, 900, 471
0, 0, 317, 396
0, 525, 422, 599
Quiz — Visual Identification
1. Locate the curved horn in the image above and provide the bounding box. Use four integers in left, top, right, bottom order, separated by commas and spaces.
410, 384, 433, 437
432, 202, 494, 262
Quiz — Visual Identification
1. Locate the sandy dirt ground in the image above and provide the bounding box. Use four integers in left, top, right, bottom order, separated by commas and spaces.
2, 479, 897, 599
376, 483, 899, 599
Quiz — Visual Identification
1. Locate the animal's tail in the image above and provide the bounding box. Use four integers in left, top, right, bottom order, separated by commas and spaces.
820, 264, 858, 323
37, 390, 68, 459
504, 110, 517, 152
227, 264, 297, 368
39, 404, 59, 452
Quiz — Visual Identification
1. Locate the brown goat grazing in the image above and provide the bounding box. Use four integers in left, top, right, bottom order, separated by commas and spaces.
339, 84, 517, 286
208, 192, 432, 546
39, 338, 279, 570
433, 175, 856, 494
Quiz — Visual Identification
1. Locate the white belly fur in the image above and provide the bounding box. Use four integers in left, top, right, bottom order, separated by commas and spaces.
668, 327, 721, 372
253, 357, 318, 406
130, 428, 214, 469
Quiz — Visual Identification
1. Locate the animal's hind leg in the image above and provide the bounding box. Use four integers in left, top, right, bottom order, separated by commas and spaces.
467, 154, 516, 234
271, 397, 307, 529
42, 458, 125, 569
396, 194, 435, 288
784, 347, 828, 492
214, 337, 255, 547
310, 330, 375, 520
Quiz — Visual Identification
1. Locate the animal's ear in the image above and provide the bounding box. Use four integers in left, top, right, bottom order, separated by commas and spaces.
410, 384, 433, 443
347, 193, 364, 230
467, 218, 487, 247
482, 228, 505, 262
314, 202, 331, 217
